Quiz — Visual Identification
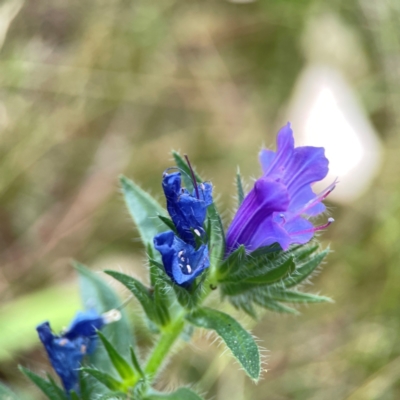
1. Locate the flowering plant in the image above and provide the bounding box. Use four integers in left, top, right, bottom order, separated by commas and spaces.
18, 124, 334, 400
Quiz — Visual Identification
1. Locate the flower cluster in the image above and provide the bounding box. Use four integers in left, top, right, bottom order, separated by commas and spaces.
154, 171, 213, 286
226, 123, 334, 253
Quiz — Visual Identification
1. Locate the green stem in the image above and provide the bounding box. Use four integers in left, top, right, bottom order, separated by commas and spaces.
143, 274, 216, 386
144, 315, 185, 382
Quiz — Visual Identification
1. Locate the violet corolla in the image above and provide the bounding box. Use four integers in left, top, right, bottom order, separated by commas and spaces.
226, 123, 335, 253
154, 170, 213, 287
37, 309, 120, 393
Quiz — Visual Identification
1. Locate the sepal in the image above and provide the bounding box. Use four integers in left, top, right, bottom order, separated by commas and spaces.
220, 243, 330, 316
148, 258, 205, 310
236, 169, 245, 207
96, 331, 136, 385
19, 366, 67, 400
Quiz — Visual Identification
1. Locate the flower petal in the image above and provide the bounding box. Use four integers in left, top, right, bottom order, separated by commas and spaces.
226, 178, 289, 252
154, 231, 209, 286
284, 146, 329, 196
64, 310, 104, 341
37, 322, 89, 393
162, 172, 213, 245
283, 214, 315, 245
259, 123, 294, 178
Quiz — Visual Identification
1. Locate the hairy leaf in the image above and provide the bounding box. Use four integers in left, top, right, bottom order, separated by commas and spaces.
19, 367, 66, 400
74, 262, 133, 376
252, 296, 300, 314
218, 245, 246, 278
186, 308, 261, 380
236, 169, 245, 207
266, 289, 333, 303
104, 270, 157, 323
130, 347, 145, 378
97, 332, 135, 383
81, 368, 122, 391
120, 175, 167, 248
284, 249, 329, 288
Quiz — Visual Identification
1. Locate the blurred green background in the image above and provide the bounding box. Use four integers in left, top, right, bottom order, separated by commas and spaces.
1, 0, 400, 399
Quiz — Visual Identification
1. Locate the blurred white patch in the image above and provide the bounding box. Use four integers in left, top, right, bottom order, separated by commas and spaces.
287, 65, 382, 204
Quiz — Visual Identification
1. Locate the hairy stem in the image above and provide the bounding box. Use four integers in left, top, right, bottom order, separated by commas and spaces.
144, 315, 185, 382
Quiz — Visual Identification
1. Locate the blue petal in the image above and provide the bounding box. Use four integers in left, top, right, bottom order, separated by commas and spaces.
37, 322, 89, 393
162, 172, 213, 245
154, 231, 210, 286
64, 310, 104, 341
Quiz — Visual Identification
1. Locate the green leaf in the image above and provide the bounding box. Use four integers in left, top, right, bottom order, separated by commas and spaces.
217, 245, 246, 278
249, 243, 282, 258
186, 308, 261, 381
148, 258, 199, 310
130, 347, 145, 378
104, 270, 158, 323
207, 203, 225, 267
74, 262, 133, 374
236, 169, 245, 207
145, 387, 204, 400
147, 247, 172, 325
252, 296, 300, 315
97, 331, 135, 383
19, 366, 67, 400
284, 248, 329, 288
290, 242, 319, 261
157, 215, 177, 234
81, 368, 123, 391
78, 370, 92, 400
46, 374, 67, 400
266, 289, 333, 303
70, 391, 80, 400
243, 256, 295, 284
229, 296, 258, 319
0, 383, 21, 400
120, 175, 167, 248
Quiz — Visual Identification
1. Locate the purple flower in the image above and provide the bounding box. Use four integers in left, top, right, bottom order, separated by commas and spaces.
37, 309, 120, 393
226, 123, 334, 253
162, 171, 213, 246
154, 231, 209, 287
